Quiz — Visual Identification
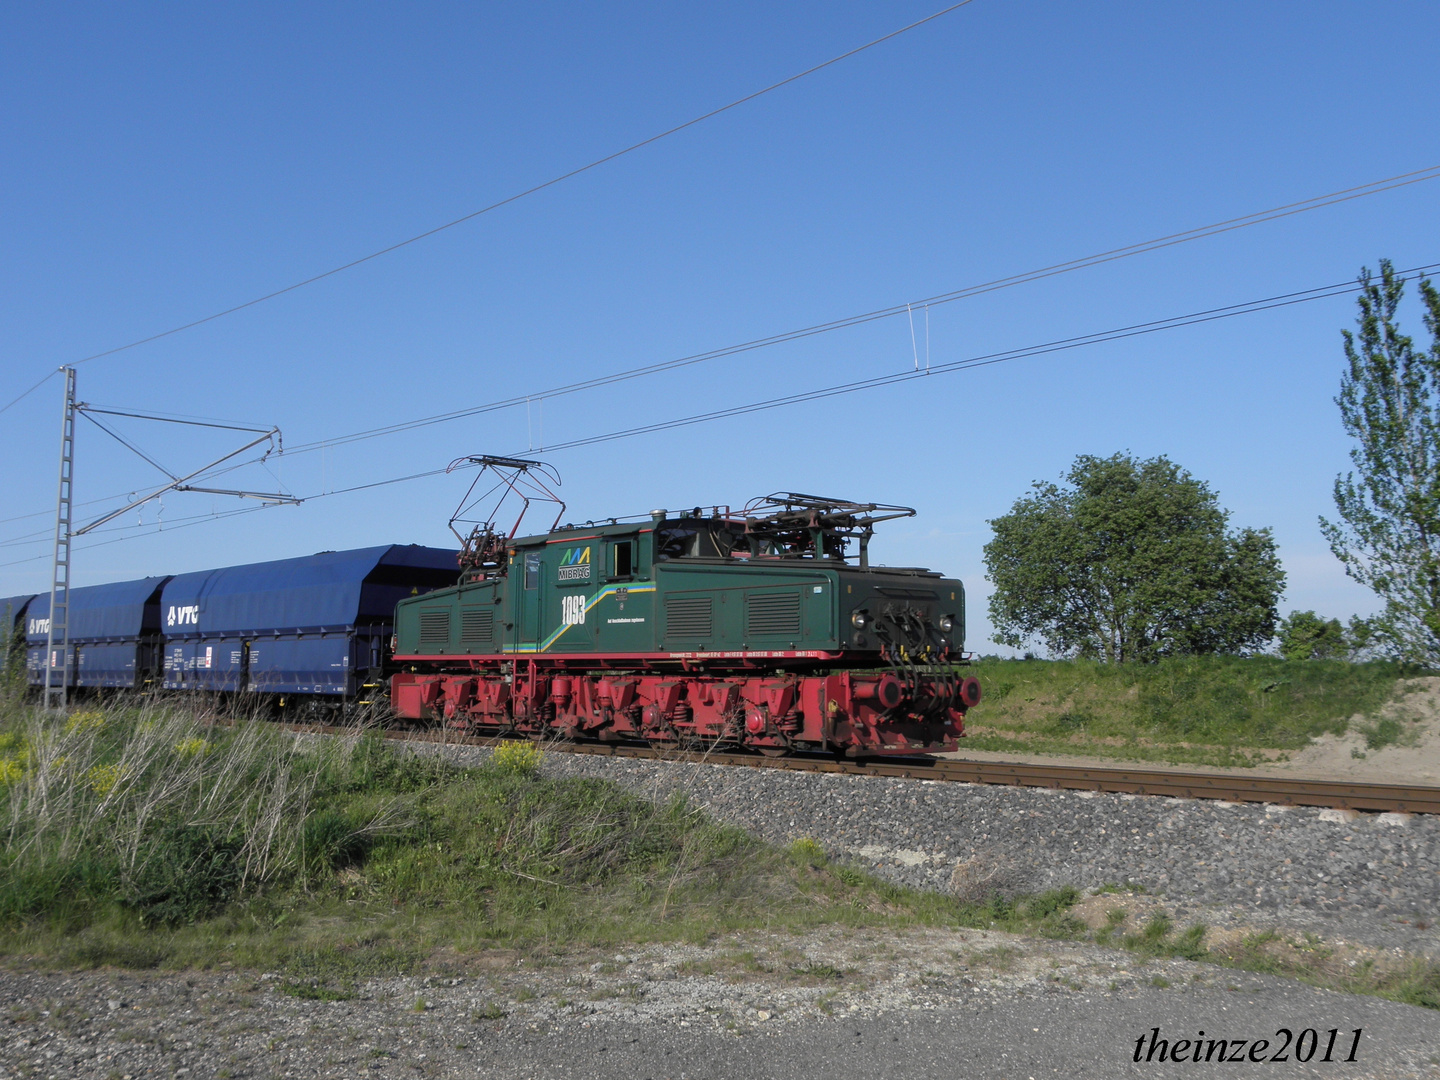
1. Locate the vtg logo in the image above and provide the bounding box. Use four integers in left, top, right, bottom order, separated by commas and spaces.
28, 617, 50, 636
557, 546, 592, 582
167, 605, 200, 627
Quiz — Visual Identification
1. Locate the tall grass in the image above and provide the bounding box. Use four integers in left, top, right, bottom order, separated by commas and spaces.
2, 696, 1436, 1014
0, 697, 1088, 979
0, 700, 378, 926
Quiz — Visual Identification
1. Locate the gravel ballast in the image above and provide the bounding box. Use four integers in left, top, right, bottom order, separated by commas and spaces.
412, 743, 1440, 955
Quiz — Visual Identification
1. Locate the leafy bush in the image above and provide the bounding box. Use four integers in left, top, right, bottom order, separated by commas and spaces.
1278, 611, 1348, 660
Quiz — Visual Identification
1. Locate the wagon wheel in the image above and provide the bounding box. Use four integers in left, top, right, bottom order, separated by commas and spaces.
757, 746, 788, 758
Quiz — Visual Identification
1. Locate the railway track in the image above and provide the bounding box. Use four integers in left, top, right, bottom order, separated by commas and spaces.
290, 723, 1440, 815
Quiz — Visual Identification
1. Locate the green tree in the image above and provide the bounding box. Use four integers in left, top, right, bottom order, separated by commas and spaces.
1344, 615, 1378, 660
1320, 260, 1440, 664
1276, 610, 1347, 660
984, 453, 1284, 662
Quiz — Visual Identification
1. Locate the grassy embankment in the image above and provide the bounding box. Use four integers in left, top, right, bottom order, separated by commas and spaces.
0, 699, 1080, 990
959, 656, 1421, 768
0, 696, 1435, 1009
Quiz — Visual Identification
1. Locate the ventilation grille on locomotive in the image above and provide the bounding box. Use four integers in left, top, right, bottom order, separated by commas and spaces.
418, 610, 452, 649
460, 607, 493, 644
666, 596, 712, 638
747, 592, 801, 635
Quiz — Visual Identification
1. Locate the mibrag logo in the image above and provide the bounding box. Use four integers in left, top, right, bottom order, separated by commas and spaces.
167, 605, 200, 628
556, 546, 592, 582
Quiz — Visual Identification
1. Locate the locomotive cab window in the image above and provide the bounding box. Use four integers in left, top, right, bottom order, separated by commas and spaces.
655, 520, 748, 560
523, 551, 541, 590
613, 540, 634, 578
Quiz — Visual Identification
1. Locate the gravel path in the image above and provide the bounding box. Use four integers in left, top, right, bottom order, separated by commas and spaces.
410, 743, 1440, 956
4, 925, 1438, 1079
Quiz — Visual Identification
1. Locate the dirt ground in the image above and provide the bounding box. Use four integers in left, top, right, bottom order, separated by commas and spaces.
940, 677, 1440, 785
5, 917, 1437, 1080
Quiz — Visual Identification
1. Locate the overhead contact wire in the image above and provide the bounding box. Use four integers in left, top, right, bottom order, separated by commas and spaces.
529, 264, 1440, 453
55, 2, 976, 372
3, 263, 1436, 567
0, 369, 61, 419
271, 163, 1440, 461
120, 267, 1440, 535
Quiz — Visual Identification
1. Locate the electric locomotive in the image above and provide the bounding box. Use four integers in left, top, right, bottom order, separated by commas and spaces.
390, 461, 979, 756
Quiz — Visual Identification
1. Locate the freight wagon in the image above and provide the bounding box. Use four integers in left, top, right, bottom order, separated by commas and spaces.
23, 545, 457, 702
2, 594, 37, 638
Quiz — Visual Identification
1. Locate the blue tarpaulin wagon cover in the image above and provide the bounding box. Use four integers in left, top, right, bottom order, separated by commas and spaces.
3, 594, 36, 676
1, 594, 36, 632
25, 578, 170, 688
160, 545, 458, 695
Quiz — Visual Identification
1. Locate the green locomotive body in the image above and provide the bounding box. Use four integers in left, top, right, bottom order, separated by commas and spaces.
394, 513, 964, 662
391, 497, 979, 756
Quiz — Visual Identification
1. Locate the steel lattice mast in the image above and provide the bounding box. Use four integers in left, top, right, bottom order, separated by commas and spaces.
42, 367, 76, 711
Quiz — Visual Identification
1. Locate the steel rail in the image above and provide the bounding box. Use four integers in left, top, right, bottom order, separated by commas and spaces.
286, 723, 1440, 815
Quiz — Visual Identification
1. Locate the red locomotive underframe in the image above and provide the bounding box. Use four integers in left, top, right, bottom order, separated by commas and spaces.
391, 653, 977, 756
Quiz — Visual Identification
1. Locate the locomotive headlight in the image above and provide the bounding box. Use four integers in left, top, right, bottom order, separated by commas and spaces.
851, 611, 868, 629
938, 615, 954, 632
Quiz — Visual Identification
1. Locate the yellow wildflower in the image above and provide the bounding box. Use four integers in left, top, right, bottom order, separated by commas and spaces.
174, 737, 211, 759
64, 711, 106, 735
87, 763, 126, 797
491, 740, 543, 776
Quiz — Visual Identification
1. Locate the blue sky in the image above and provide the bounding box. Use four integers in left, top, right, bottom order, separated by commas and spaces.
2, 1, 1437, 653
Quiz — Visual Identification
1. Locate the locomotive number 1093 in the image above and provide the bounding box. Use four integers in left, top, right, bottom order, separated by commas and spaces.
561, 594, 587, 626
